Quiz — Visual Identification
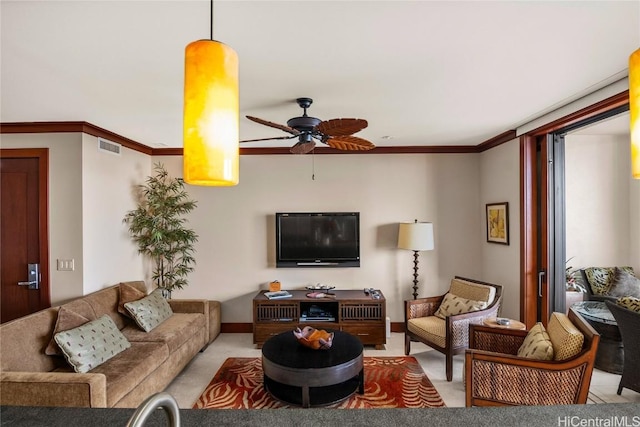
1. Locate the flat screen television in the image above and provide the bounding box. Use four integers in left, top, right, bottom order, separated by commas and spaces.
275, 212, 360, 268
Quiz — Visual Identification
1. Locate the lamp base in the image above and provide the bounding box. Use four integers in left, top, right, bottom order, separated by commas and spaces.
412, 250, 419, 300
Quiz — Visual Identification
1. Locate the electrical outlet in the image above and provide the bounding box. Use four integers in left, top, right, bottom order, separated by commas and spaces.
57, 259, 75, 271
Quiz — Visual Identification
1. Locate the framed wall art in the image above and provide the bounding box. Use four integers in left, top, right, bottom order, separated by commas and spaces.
486, 202, 509, 245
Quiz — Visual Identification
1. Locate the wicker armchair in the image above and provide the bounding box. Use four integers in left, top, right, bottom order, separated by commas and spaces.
605, 301, 640, 395
404, 276, 502, 382
465, 308, 600, 406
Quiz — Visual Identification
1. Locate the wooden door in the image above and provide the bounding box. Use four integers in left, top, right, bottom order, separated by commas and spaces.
0, 148, 50, 322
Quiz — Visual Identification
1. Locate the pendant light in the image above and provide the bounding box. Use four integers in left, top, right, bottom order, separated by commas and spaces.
631, 48, 640, 179
183, 0, 239, 186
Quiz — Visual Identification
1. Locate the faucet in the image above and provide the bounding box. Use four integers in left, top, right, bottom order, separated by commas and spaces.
126, 392, 180, 427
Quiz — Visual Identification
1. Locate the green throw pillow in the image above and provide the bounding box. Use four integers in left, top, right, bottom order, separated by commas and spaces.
54, 315, 131, 373
124, 289, 173, 332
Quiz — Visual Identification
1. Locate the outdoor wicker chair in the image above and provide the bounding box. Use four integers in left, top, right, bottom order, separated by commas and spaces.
465, 308, 600, 406
404, 276, 502, 382
605, 301, 640, 395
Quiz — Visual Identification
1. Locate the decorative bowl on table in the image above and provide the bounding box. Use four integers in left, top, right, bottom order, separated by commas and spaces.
293, 326, 334, 350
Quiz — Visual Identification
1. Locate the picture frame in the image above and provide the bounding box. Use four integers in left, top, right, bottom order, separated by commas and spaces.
486, 202, 509, 245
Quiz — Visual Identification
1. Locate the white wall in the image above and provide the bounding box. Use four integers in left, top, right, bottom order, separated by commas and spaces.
565, 134, 640, 272
479, 138, 521, 320
81, 134, 151, 294
156, 153, 482, 323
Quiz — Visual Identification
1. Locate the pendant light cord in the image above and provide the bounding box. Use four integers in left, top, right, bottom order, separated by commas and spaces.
210, 0, 214, 41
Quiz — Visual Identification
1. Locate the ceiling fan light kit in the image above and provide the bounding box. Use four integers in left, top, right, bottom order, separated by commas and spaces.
183, 0, 239, 186
630, 47, 640, 180
242, 97, 376, 154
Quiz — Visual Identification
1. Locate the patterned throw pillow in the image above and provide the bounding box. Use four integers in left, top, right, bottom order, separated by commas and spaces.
616, 296, 640, 313
118, 282, 147, 318
517, 323, 554, 360
547, 312, 584, 361
585, 267, 635, 295
608, 268, 640, 298
434, 293, 488, 319
124, 289, 173, 332
54, 315, 131, 373
45, 307, 93, 356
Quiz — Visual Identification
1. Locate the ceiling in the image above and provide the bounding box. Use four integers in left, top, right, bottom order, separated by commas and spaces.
1, 1, 637, 150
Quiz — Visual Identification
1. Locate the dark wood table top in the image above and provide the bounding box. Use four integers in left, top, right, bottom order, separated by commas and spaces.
262, 329, 363, 369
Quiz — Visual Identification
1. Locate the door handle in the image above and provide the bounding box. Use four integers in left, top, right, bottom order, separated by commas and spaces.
17, 263, 40, 290
538, 271, 545, 298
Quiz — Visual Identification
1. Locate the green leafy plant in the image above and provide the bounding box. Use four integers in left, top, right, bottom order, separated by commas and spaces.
123, 163, 198, 295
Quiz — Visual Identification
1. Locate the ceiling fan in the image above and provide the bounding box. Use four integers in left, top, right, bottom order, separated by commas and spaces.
241, 97, 375, 154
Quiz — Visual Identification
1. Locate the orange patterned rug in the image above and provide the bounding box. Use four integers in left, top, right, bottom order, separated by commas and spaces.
193, 356, 446, 409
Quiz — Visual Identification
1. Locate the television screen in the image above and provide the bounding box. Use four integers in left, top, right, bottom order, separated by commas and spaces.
276, 212, 360, 267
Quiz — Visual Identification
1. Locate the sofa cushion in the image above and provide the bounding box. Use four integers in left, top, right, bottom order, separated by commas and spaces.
407, 316, 446, 348
608, 268, 640, 298
54, 315, 131, 373
121, 313, 205, 353
547, 312, 584, 361
125, 289, 173, 332
118, 282, 147, 318
45, 306, 94, 356
585, 267, 635, 296
517, 322, 554, 360
434, 293, 488, 319
617, 296, 640, 313
450, 278, 496, 305
90, 341, 169, 408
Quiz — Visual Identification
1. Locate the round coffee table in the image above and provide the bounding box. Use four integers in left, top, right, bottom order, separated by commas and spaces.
571, 301, 623, 374
261, 329, 364, 407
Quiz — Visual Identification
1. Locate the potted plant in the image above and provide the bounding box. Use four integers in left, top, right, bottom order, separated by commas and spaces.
123, 163, 198, 298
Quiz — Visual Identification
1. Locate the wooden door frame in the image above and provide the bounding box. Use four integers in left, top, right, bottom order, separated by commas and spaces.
520, 91, 629, 327
0, 148, 51, 309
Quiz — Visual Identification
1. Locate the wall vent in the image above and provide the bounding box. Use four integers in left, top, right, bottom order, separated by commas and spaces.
98, 137, 121, 156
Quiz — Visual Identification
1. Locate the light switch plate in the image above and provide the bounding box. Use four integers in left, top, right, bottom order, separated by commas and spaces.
57, 259, 75, 271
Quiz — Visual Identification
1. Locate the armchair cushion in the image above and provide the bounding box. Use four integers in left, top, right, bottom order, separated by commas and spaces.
450, 278, 496, 304
407, 316, 445, 347
434, 293, 488, 319
617, 296, 640, 313
517, 323, 553, 360
547, 312, 584, 361
608, 268, 640, 298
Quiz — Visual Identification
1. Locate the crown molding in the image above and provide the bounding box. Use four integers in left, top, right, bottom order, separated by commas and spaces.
1, 121, 515, 155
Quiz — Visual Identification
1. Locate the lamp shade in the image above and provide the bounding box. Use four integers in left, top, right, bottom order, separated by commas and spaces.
183, 39, 239, 186
631, 47, 640, 179
397, 222, 434, 251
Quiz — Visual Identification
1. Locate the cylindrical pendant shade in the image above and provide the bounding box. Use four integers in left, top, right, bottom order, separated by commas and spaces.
397, 222, 434, 251
183, 40, 239, 186
631, 48, 640, 180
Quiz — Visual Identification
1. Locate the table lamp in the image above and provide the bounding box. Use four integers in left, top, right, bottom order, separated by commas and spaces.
398, 220, 434, 299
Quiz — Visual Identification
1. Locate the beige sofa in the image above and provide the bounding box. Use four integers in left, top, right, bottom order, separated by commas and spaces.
0, 281, 221, 408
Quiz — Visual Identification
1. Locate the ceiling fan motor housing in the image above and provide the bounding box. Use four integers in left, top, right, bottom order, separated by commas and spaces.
287, 116, 321, 132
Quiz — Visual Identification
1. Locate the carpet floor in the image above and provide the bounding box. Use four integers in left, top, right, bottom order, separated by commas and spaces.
194, 356, 446, 409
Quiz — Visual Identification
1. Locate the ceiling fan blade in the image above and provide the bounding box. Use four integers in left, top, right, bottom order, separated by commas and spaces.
240, 135, 297, 143
290, 140, 316, 154
324, 135, 375, 151
246, 116, 300, 135
316, 118, 368, 136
